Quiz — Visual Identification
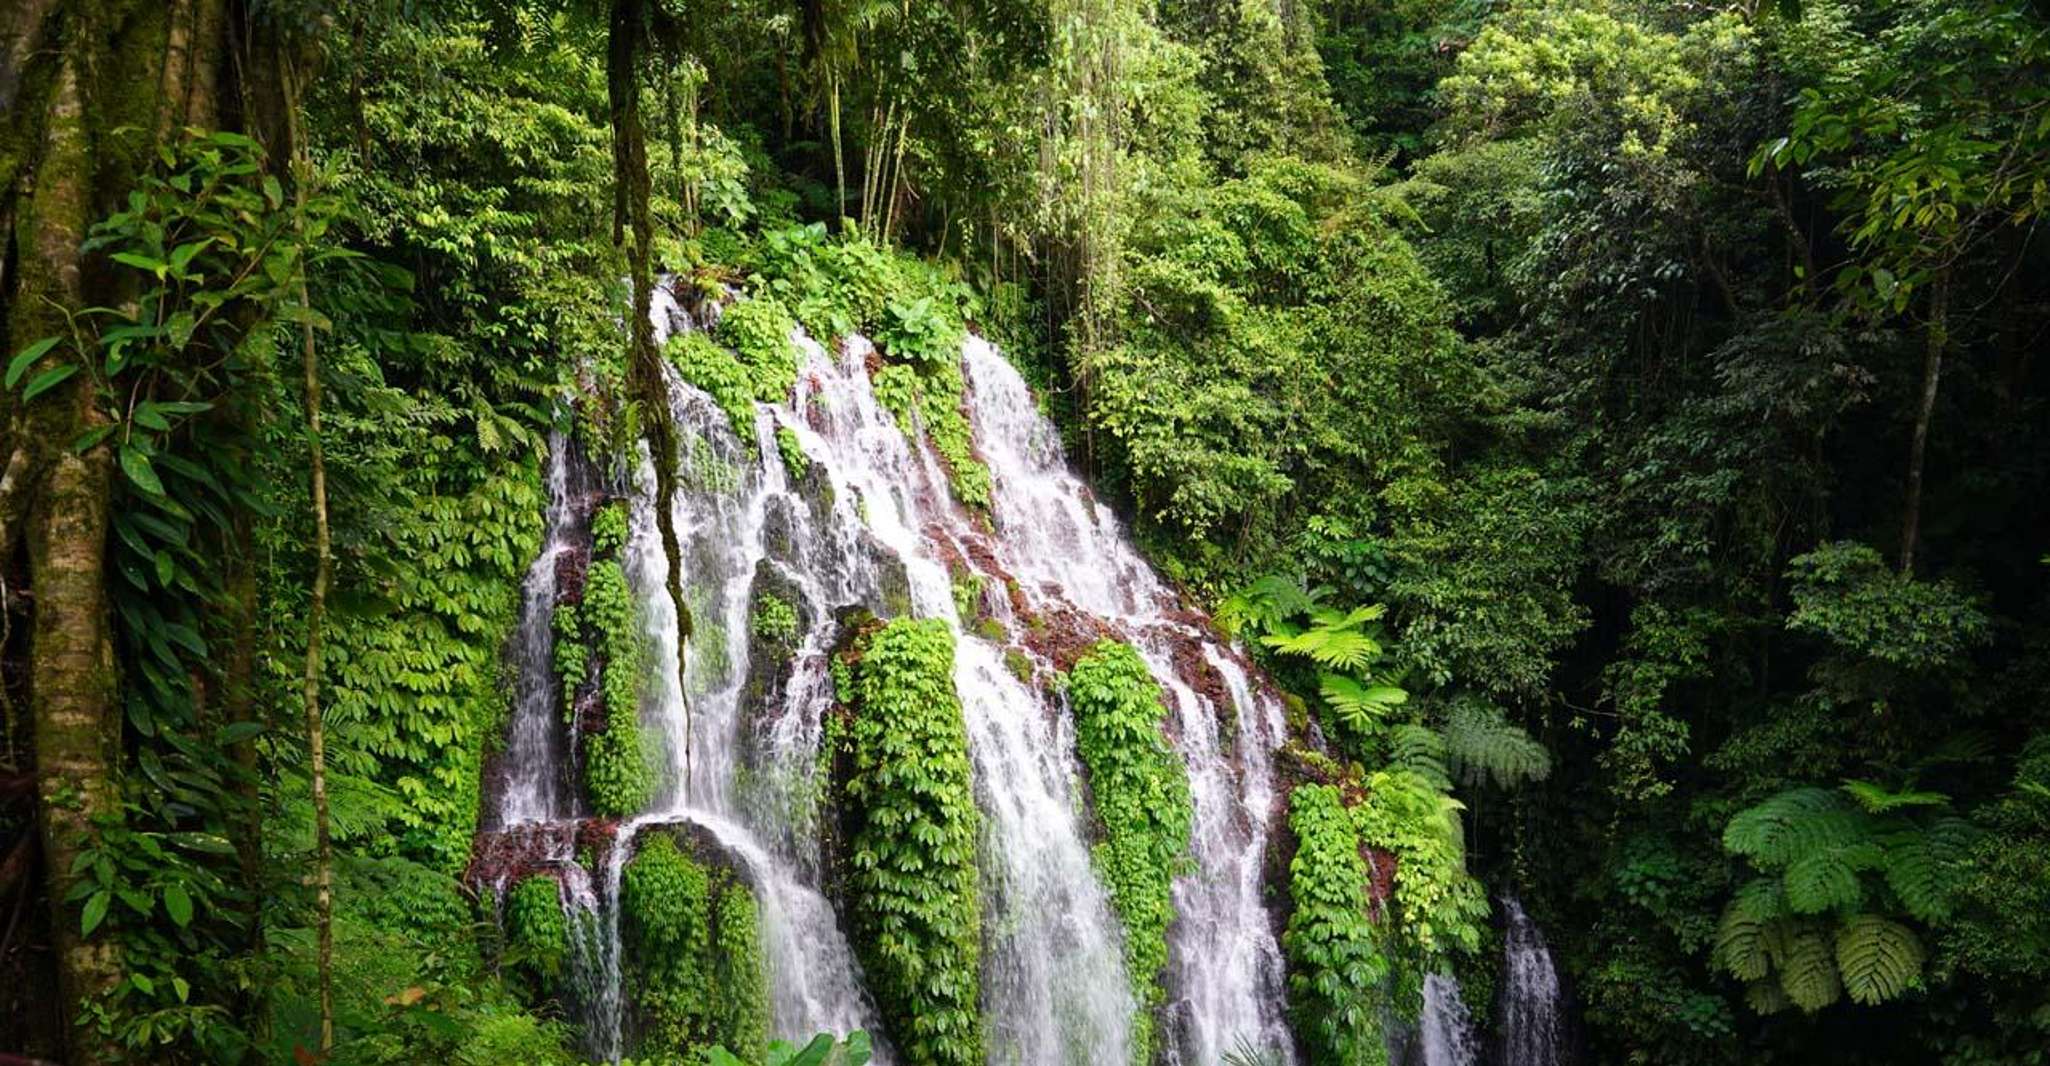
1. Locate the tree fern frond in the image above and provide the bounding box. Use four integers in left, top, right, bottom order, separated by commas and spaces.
1442, 699, 1551, 789
1835, 915, 1923, 1006
1263, 625, 1383, 671
1745, 978, 1793, 1015
1780, 923, 1842, 1012
1724, 788, 1866, 868
1319, 672, 1407, 734
1783, 845, 1877, 914
1387, 724, 1450, 791
1714, 885, 1782, 982
1841, 778, 1949, 814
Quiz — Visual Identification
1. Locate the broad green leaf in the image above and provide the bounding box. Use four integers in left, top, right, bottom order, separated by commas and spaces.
6, 336, 60, 387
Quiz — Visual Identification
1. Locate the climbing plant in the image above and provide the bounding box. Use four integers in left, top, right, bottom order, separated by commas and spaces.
835, 618, 984, 1066
1067, 641, 1193, 1064
1283, 783, 1388, 1066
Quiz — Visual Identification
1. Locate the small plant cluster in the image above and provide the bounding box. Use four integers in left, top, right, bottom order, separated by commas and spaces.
729, 222, 991, 509
1283, 784, 1390, 1066
870, 359, 991, 510
621, 832, 770, 1062
665, 295, 801, 450
835, 618, 984, 1066
1066, 641, 1193, 1064
777, 424, 809, 480
554, 500, 653, 816
504, 875, 570, 988
751, 591, 800, 649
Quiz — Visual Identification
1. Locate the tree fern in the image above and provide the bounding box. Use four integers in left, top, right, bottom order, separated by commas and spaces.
1783, 843, 1880, 914
1441, 699, 1550, 789
1713, 881, 1781, 982
1779, 923, 1842, 1012
1386, 724, 1451, 791
1723, 788, 1866, 868
1834, 915, 1923, 1006
1319, 672, 1407, 733
1841, 779, 1949, 814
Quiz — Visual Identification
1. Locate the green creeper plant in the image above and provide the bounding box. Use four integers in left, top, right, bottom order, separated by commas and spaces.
836, 618, 984, 1066
1283, 784, 1388, 1066
1067, 641, 1194, 1064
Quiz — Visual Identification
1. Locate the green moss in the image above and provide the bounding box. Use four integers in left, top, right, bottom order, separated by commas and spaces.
837, 619, 984, 1066
667, 332, 760, 447
1068, 641, 1194, 1065
1005, 648, 1035, 684
505, 875, 569, 985
582, 559, 652, 815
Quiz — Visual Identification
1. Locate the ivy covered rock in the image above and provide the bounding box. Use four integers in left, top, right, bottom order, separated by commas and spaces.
830, 618, 984, 1066
1067, 640, 1193, 1065
619, 828, 770, 1062
1283, 783, 1388, 1066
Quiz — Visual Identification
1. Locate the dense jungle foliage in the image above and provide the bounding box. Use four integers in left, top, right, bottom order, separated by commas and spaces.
1, 0, 2046, 1063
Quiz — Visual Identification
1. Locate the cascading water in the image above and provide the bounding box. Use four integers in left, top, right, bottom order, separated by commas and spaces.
1415, 973, 1481, 1066
959, 340, 1296, 1064
485, 287, 1300, 1064
1496, 897, 1568, 1066
495, 434, 582, 827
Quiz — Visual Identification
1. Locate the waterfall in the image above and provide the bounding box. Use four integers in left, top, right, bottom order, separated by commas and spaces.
487, 288, 1298, 1064
1496, 897, 1567, 1066
1416, 974, 1481, 1066
495, 433, 582, 827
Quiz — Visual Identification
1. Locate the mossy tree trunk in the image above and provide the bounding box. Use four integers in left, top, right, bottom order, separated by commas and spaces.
0, 1, 234, 1058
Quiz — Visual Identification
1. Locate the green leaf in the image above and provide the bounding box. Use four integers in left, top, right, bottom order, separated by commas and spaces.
81, 889, 111, 936
120, 445, 165, 496
6, 336, 60, 387
163, 882, 193, 927
110, 251, 169, 278
22, 364, 79, 402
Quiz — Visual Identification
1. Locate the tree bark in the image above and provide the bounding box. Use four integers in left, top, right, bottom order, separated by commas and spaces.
1899, 271, 1948, 575
13, 37, 125, 1065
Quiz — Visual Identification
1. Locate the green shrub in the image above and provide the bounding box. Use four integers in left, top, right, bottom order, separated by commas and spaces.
718, 295, 802, 402
838, 619, 984, 1066
776, 425, 809, 480
1067, 641, 1194, 1065
620, 833, 773, 1062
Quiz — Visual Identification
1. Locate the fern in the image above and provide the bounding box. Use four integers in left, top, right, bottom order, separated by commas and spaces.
1779, 923, 1842, 1012
1714, 879, 1789, 982
1834, 915, 1923, 1006
1841, 779, 1949, 814
1262, 625, 1383, 671
1441, 699, 1550, 789
1723, 788, 1866, 868
1214, 575, 1323, 638
1783, 843, 1880, 914
1319, 672, 1408, 733
1744, 979, 1793, 1016
1386, 724, 1451, 791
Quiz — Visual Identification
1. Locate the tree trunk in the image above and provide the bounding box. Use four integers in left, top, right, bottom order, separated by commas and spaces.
1899, 271, 1948, 575
14, 37, 124, 1065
